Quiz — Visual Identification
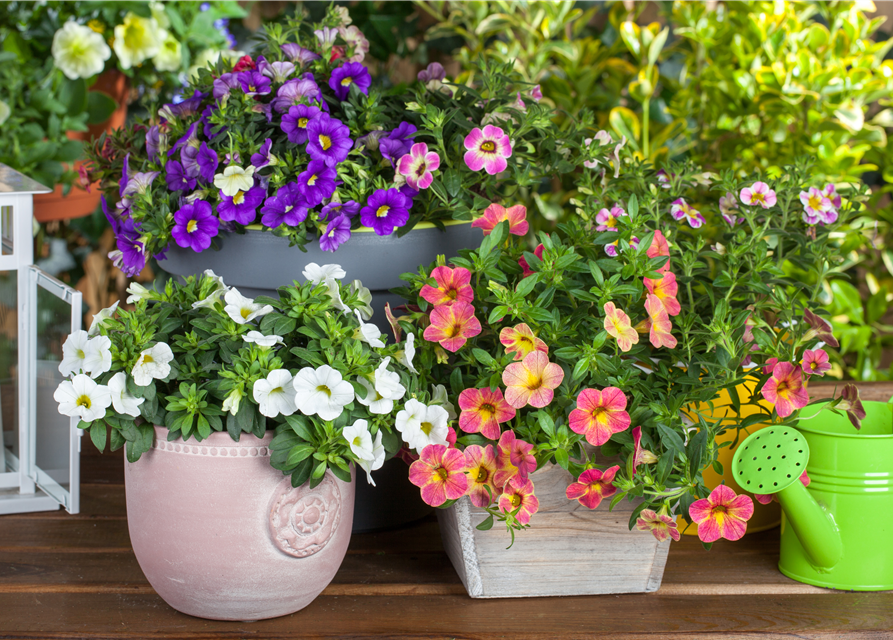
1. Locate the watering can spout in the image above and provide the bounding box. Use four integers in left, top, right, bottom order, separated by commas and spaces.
731, 426, 843, 571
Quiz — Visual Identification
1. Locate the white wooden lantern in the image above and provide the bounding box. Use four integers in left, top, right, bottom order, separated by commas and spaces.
0, 164, 82, 514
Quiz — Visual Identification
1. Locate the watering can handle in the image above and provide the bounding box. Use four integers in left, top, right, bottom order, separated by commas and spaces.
776, 479, 843, 571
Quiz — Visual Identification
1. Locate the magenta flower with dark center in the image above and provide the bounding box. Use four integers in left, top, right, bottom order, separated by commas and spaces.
319, 214, 351, 252
260, 182, 308, 228
238, 69, 271, 96
320, 200, 359, 222
172, 200, 219, 252
281, 104, 321, 144
165, 160, 196, 192
360, 188, 410, 236
196, 142, 218, 183
328, 61, 371, 101
305, 114, 352, 167
217, 184, 266, 225
297, 160, 337, 207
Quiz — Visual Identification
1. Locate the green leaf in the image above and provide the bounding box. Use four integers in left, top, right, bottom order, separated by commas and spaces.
86, 91, 117, 125
443, 170, 462, 198
286, 444, 316, 467
285, 414, 314, 442
89, 422, 107, 453
59, 78, 87, 116
476, 514, 494, 531
290, 458, 314, 487
515, 273, 539, 297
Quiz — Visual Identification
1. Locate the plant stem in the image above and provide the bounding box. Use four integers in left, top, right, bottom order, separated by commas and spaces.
642, 97, 651, 159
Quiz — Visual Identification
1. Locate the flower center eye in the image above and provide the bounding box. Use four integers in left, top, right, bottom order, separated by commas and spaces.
319, 134, 332, 150
187, 219, 198, 233
480, 141, 496, 152
511, 494, 522, 508
316, 384, 332, 397
416, 162, 426, 176
446, 288, 457, 300
376, 205, 390, 218
420, 421, 433, 435
76, 395, 91, 409
76, 349, 85, 359
240, 308, 251, 319
753, 193, 764, 203
447, 323, 462, 338
341, 77, 353, 87
352, 436, 362, 447
437, 466, 449, 480
476, 468, 488, 482
809, 196, 821, 208
298, 118, 309, 128
284, 205, 293, 213
479, 403, 495, 419
307, 174, 318, 186
526, 377, 543, 391
271, 386, 283, 395
233, 191, 246, 205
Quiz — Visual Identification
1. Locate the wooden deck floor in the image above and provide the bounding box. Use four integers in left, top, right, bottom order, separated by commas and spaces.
1, 382, 892, 638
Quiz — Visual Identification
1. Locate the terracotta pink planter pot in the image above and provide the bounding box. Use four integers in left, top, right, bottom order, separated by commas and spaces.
124, 427, 354, 621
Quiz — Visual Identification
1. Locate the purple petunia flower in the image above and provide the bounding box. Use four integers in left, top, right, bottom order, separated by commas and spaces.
398, 184, 419, 203
196, 143, 218, 184
328, 62, 371, 101
212, 72, 241, 99
281, 104, 321, 144
296, 160, 337, 207
172, 200, 219, 252
238, 70, 271, 96
165, 161, 196, 192
272, 77, 321, 113
320, 200, 359, 222
159, 90, 206, 123
251, 139, 276, 169
260, 182, 309, 228
281, 43, 320, 67
319, 214, 351, 252
121, 171, 160, 198
360, 188, 411, 236
258, 57, 295, 83
168, 122, 198, 158
217, 184, 266, 225
380, 122, 417, 165
181, 145, 201, 179
118, 153, 130, 198
146, 126, 165, 162
201, 105, 225, 139
305, 114, 352, 167
103, 198, 146, 277
418, 62, 445, 83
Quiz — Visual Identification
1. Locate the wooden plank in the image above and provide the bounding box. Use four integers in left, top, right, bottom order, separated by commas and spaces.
810, 380, 893, 402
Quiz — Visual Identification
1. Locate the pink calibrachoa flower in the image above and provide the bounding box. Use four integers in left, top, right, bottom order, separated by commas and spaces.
472, 202, 529, 236
689, 484, 755, 543
670, 199, 705, 228
636, 509, 681, 542
719, 192, 743, 226
464, 444, 499, 507
799, 186, 833, 225
519, 243, 544, 277
801, 348, 831, 377
494, 429, 537, 487
568, 387, 631, 446
397, 142, 441, 190
647, 229, 671, 274
595, 205, 626, 231
823, 183, 842, 209
603, 302, 639, 352
739, 181, 777, 209
502, 351, 564, 409
463, 125, 512, 175
565, 466, 619, 509
644, 293, 677, 349
500, 323, 548, 361
761, 361, 809, 418
605, 236, 638, 258
764, 357, 779, 375
643, 271, 681, 316
458, 387, 516, 440
755, 470, 810, 505
420, 265, 474, 307
408, 444, 469, 507
498, 477, 539, 525
530, 85, 543, 101
839, 383, 867, 430
423, 302, 482, 352
631, 426, 658, 475
803, 308, 840, 348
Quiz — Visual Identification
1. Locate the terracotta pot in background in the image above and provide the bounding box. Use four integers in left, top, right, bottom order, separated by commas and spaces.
33, 70, 130, 223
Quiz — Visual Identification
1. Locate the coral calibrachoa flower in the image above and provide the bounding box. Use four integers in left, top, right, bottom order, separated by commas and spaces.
494, 429, 537, 487
519, 244, 544, 277
739, 181, 777, 209
464, 444, 499, 507
647, 230, 671, 274
595, 205, 626, 231
397, 143, 440, 191
761, 361, 809, 418
643, 293, 677, 349
471, 203, 529, 236
603, 302, 638, 352
498, 477, 539, 525
409, 444, 469, 507
755, 470, 810, 505
800, 187, 833, 225
636, 509, 681, 542
670, 198, 705, 228
644, 272, 681, 316
565, 466, 619, 509
801, 348, 831, 377
464, 125, 512, 175
499, 323, 547, 361
689, 485, 754, 543
458, 387, 515, 440
568, 387, 631, 446
423, 302, 482, 352
631, 426, 658, 475
502, 351, 564, 409
420, 266, 473, 307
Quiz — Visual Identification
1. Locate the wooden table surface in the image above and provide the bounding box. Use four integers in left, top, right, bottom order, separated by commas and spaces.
1, 381, 892, 639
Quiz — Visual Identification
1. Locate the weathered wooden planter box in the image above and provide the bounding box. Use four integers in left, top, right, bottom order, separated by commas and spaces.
437, 464, 670, 598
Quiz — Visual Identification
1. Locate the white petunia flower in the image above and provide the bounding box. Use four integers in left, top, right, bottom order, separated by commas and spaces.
358, 429, 385, 486
193, 270, 229, 309
222, 386, 243, 416
59, 330, 92, 377
52, 20, 111, 80
54, 374, 112, 423
292, 365, 354, 421
430, 384, 458, 421
396, 399, 450, 453
107, 372, 144, 417
302, 263, 346, 284
153, 31, 182, 72
132, 342, 174, 387
214, 165, 255, 197
223, 288, 274, 324
342, 418, 374, 460
349, 280, 373, 320
354, 310, 385, 348
113, 13, 164, 70
84, 335, 113, 377
88, 301, 119, 337
356, 378, 391, 415
396, 332, 417, 374
357, 357, 407, 415
126, 282, 152, 304
242, 331, 284, 348
253, 369, 298, 418
149, 1, 170, 29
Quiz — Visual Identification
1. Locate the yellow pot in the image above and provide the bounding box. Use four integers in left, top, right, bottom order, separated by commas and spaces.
678, 376, 781, 535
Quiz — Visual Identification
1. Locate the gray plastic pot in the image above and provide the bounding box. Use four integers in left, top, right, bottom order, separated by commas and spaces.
158, 221, 480, 532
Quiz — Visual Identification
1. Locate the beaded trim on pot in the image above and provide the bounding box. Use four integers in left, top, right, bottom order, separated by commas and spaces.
152, 439, 271, 458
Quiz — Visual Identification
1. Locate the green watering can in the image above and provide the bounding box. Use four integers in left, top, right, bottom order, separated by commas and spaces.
732, 400, 893, 590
